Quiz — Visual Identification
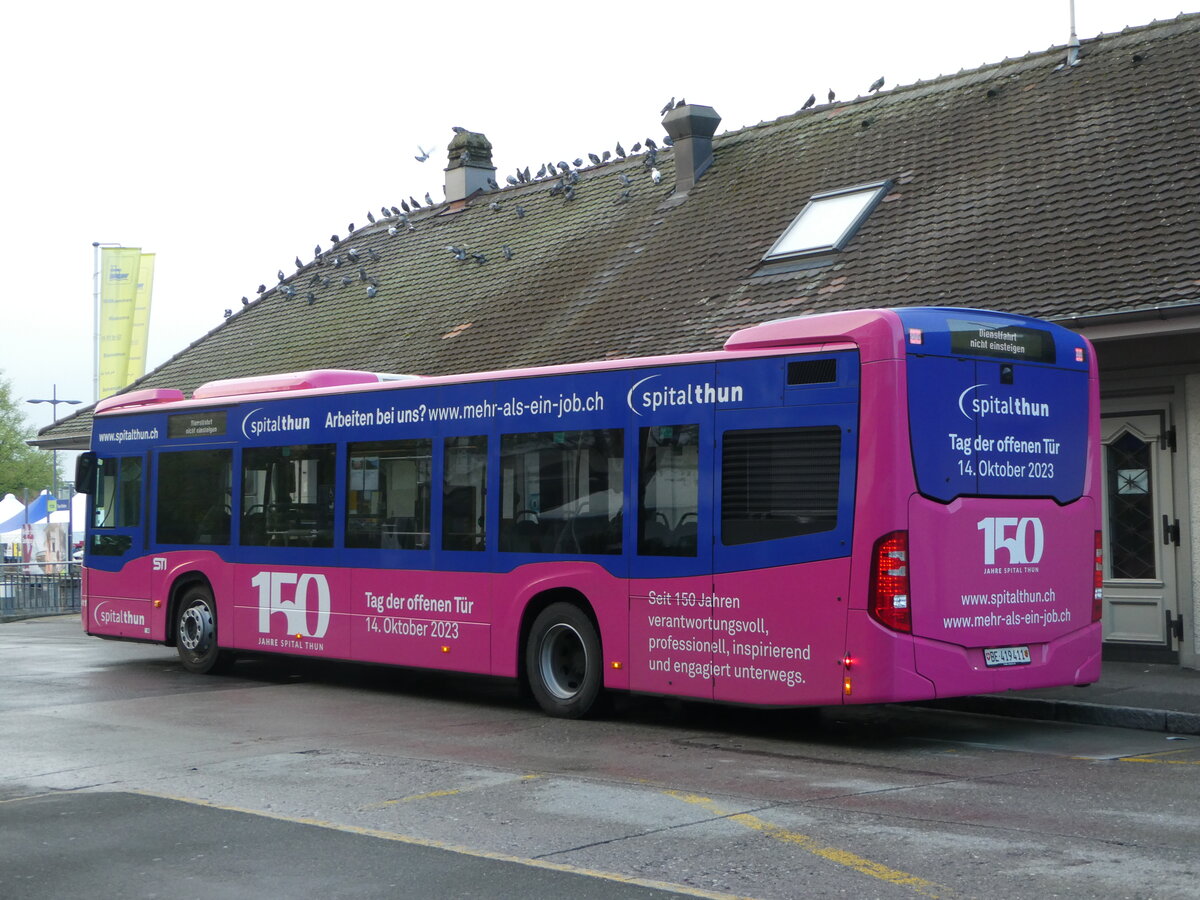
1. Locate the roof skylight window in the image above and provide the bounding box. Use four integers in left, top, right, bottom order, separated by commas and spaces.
763, 180, 891, 261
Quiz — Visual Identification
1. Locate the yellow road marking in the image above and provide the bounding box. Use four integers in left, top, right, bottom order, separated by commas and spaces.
664, 790, 955, 899
1118, 757, 1200, 765
124, 788, 753, 900
359, 773, 543, 810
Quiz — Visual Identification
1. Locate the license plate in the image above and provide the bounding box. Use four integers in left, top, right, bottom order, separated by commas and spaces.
984, 645, 1031, 667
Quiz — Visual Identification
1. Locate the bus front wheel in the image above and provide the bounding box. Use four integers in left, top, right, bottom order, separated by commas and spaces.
525, 602, 603, 718
176, 586, 231, 675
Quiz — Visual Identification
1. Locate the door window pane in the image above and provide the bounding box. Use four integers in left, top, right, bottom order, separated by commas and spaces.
157, 449, 233, 545
94, 457, 142, 529
241, 445, 336, 547
500, 429, 623, 554
1106, 432, 1156, 579
722, 426, 841, 545
443, 436, 487, 551
638, 425, 699, 556
347, 439, 432, 549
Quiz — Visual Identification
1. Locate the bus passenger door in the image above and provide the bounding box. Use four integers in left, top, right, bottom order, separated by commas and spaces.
628, 412, 715, 700
83, 453, 154, 639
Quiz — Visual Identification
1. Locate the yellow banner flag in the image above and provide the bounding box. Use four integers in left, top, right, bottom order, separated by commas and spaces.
124, 252, 155, 386
98, 247, 141, 399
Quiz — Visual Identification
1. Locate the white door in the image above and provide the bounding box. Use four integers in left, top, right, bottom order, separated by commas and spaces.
1100, 410, 1182, 659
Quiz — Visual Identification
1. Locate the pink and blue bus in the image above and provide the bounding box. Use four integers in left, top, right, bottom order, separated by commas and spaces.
77, 307, 1102, 717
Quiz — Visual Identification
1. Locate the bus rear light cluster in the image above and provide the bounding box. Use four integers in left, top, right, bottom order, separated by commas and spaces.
870, 531, 911, 633
1092, 531, 1104, 623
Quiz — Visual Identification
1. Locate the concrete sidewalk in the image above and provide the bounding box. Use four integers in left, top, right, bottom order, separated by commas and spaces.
924, 660, 1200, 734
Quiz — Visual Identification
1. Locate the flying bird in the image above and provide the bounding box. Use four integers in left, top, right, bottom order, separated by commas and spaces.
801, 94, 816, 110
415, 146, 430, 162
869, 75, 885, 92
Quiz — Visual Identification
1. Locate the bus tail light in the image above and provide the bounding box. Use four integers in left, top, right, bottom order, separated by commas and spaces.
870, 531, 911, 633
1092, 531, 1104, 623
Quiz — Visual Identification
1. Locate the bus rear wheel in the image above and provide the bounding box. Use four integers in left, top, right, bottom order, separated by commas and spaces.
525, 602, 602, 719
176, 585, 231, 675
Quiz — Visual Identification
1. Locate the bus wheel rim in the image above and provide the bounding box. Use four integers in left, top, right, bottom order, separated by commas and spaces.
539, 623, 586, 700
179, 604, 213, 653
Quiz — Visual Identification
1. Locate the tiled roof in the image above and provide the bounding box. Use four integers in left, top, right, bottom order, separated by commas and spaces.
44, 14, 1200, 444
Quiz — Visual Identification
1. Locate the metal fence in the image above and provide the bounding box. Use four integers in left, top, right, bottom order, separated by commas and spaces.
0, 563, 81, 621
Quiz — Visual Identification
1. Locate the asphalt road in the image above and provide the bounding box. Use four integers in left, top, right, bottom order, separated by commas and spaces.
2, 616, 1197, 899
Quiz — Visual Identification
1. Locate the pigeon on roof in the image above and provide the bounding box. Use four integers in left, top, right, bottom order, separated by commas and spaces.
617, 173, 632, 186
522, 166, 531, 182
447, 245, 467, 261
487, 177, 500, 190
410, 196, 421, 209
506, 175, 519, 186
573, 158, 583, 167
663, 136, 674, 146
358, 266, 368, 282
330, 234, 340, 244
601, 150, 611, 162
391, 206, 401, 216
502, 245, 513, 260
341, 274, 353, 286
256, 284, 265, 294
367, 211, 376, 224
347, 248, 360, 262
381, 206, 391, 219
564, 186, 575, 200
659, 97, 674, 116
452, 126, 466, 133
645, 138, 657, 150
314, 244, 322, 258
347, 223, 356, 233
415, 146, 430, 162
828, 88, 836, 103
388, 225, 399, 236
869, 75, 885, 92
615, 142, 625, 159
536, 163, 547, 179
618, 189, 632, 202
651, 167, 662, 185
306, 293, 317, 305
277, 269, 285, 282
802, 94, 816, 110
631, 142, 641, 153
675, 98, 686, 108
368, 248, 381, 262
425, 192, 434, 206
515, 205, 525, 218
367, 285, 377, 299
471, 252, 486, 264
241, 296, 250, 305
400, 200, 411, 213
310, 273, 321, 285
294, 256, 303, 269
332, 256, 343, 268
224, 309, 232, 318
588, 152, 601, 166
557, 161, 570, 172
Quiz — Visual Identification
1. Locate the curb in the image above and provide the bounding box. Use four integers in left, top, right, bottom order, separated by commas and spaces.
917, 695, 1200, 735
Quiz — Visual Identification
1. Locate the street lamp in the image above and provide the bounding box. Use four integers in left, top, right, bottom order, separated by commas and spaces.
27, 386, 82, 500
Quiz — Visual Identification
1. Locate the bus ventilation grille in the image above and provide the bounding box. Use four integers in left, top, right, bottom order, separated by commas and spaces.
787, 359, 837, 385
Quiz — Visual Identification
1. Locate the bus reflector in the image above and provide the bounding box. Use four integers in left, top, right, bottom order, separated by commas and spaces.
1092, 531, 1104, 622
870, 531, 911, 633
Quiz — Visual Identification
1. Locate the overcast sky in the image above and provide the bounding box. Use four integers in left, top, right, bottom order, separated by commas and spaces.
2, 0, 1193, 435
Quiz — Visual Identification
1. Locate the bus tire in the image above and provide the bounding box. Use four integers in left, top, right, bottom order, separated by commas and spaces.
175, 585, 232, 675
525, 602, 602, 719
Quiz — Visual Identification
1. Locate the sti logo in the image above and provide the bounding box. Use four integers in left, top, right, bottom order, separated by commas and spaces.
252, 571, 331, 638
978, 517, 1044, 566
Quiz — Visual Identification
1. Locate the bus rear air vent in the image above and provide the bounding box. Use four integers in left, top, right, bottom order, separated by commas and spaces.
787, 359, 837, 385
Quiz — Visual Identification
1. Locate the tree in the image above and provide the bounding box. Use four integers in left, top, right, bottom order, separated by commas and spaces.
0, 371, 56, 498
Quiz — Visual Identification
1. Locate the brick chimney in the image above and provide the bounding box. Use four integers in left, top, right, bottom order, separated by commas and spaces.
662, 104, 721, 193
444, 130, 496, 203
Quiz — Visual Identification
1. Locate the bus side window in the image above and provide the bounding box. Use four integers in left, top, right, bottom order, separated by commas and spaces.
241, 444, 336, 548
346, 438, 433, 550
443, 436, 487, 551
638, 425, 699, 557
157, 449, 233, 545
499, 429, 623, 555
721, 426, 841, 545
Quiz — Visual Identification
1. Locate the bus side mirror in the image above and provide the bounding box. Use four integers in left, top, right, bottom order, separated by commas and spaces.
76, 452, 98, 495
